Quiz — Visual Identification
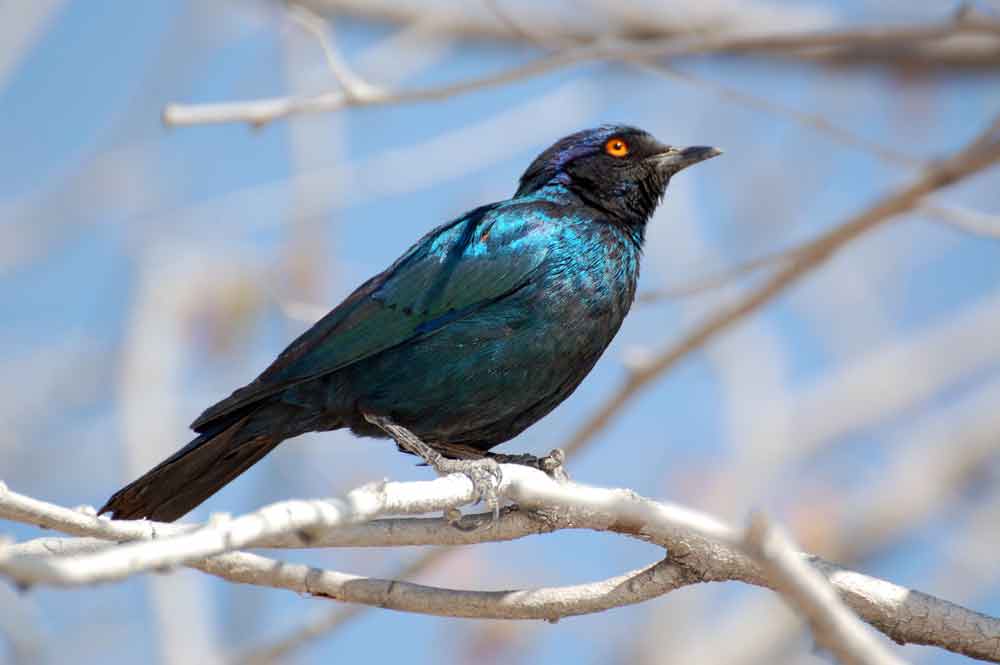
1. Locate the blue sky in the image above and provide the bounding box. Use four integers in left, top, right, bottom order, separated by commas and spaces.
3, 2, 1000, 664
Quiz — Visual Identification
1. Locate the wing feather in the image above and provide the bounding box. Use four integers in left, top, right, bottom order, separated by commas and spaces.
191, 202, 554, 432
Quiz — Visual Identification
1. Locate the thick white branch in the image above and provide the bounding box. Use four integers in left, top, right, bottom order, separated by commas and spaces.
3, 472, 1000, 661
0, 488, 553, 550
0, 474, 483, 585
0, 467, 733, 585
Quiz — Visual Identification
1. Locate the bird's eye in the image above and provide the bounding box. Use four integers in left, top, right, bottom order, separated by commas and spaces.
605, 138, 629, 158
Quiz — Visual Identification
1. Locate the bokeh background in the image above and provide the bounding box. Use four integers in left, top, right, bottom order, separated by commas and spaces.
3, 1, 1000, 663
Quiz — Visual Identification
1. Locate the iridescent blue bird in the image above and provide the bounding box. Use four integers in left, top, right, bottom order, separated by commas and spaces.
101, 125, 721, 521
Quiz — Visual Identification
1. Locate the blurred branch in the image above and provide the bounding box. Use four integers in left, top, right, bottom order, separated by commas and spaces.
305, 0, 1000, 67
483, 0, 925, 171
559, 112, 1000, 459
287, 3, 384, 101
922, 203, 1000, 238
637, 244, 805, 302
743, 514, 906, 665
636, 60, 924, 169
635, 198, 1000, 303
2, 472, 1000, 661
0, 582, 44, 665
118, 248, 224, 665
162, 10, 1000, 128
0, 0, 67, 91
682, 286, 1000, 525
304, 0, 834, 44
828, 379, 1000, 558
932, 485, 1000, 604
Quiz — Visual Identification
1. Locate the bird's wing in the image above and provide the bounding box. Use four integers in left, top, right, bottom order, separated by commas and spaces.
191, 202, 555, 432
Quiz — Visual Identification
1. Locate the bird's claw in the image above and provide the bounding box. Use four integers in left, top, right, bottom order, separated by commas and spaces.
539, 448, 570, 482
362, 413, 516, 530
487, 447, 570, 482
432, 456, 503, 525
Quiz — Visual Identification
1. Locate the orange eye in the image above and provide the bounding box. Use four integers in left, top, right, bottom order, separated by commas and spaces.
605, 138, 629, 158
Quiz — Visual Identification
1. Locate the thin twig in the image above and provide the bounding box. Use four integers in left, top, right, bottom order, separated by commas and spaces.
637, 244, 805, 302
287, 2, 384, 101
636, 60, 924, 169
922, 203, 1000, 238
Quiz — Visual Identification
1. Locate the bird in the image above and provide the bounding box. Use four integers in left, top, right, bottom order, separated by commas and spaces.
100, 125, 721, 522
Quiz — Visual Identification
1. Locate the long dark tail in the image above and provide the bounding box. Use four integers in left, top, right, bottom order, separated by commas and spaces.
99, 411, 288, 522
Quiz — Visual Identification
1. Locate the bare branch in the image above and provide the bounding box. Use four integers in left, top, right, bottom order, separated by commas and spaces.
305, 1, 1000, 67
634, 60, 924, 169
637, 244, 805, 302
304, 0, 835, 45
287, 2, 385, 101
487, 0, 919, 173
743, 514, 907, 665
0, 474, 486, 586
0, 465, 736, 587
162, 12, 1000, 128
3, 473, 1000, 660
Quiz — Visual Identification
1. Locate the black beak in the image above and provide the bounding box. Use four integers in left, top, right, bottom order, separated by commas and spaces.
649, 146, 723, 173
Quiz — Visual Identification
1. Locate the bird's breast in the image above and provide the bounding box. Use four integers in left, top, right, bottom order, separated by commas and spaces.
537, 222, 640, 332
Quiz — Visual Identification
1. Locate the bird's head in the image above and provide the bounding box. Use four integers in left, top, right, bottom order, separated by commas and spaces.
516, 125, 721, 227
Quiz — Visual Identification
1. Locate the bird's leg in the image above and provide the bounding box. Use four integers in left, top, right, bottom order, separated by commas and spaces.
486, 448, 570, 482
363, 414, 503, 525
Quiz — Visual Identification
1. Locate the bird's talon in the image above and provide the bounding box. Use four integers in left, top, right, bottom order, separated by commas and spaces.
540, 448, 570, 482
426, 455, 504, 528
487, 449, 569, 481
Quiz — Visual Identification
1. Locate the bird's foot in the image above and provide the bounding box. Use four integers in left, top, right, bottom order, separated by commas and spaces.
363, 413, 504, 525
431, 455, 503, 523
487, 448, 570, 482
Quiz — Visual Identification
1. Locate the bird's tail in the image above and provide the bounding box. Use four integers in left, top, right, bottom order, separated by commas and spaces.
99, 411, 286, 522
